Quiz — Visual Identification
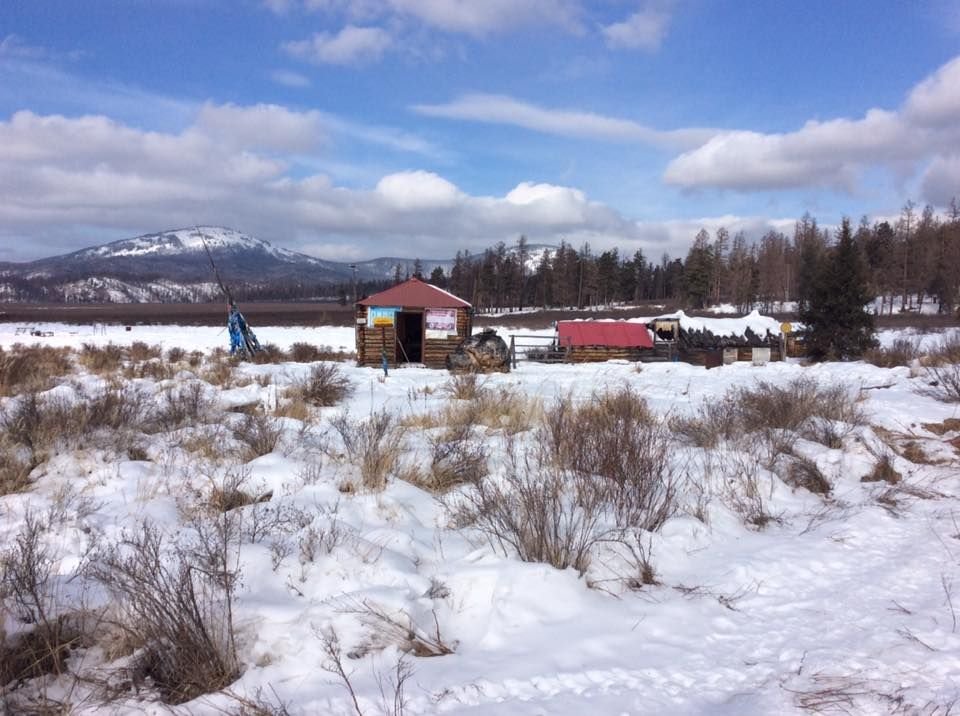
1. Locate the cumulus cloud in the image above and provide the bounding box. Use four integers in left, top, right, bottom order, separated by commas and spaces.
269, 0, 582, 34
0, 105, 776, 262
663, 55, 960, 197
412, 93, 717, 149
602, 5, 671, 51
384, 0, 582, 35
283, 25, 392, 66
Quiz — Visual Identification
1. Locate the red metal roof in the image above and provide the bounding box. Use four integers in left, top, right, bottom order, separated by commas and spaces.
358, 277, 471, 309
557, 321, 653, 348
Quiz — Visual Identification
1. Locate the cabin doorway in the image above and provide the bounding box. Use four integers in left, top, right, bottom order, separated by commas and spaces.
395, 311, 423, 363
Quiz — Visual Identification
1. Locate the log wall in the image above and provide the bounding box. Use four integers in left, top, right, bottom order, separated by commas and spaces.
355, 306, 471, 369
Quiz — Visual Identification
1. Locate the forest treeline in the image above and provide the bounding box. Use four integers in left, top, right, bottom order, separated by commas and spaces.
427, 200, 960, 316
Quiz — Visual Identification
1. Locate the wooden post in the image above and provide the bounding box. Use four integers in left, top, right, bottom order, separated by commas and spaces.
509, 335, 516, 369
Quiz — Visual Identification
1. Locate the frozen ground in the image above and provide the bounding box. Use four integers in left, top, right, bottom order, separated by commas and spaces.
1, 322, 959, 715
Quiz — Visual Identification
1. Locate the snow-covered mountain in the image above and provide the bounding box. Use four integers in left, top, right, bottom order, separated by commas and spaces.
0, 227, 556, 303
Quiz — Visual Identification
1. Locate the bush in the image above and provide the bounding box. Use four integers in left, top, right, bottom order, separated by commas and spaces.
166, 346, 186, 363
331, 411, 404, 491
0, 512, 80, 688
79, 343, 125, 373
233, 413, 283, 460
251, 343, 287, 365
88, 521, 240, 704
291, 363, 352, 407
863, 338, 921, 368
420, 423, 488, 493
128, 342, 162, 363
925, 332, 960, 365
443, 373, 487, 401
542, 388, 677, 530
0, 344, 72, 396
153, 381, 211, 431
920, 362, 960, 403
675, 378, 865, 452
451, 437, 615, 575
0, 391, 73, 460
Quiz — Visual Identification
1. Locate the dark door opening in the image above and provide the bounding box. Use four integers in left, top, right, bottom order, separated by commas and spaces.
395, 312, 423, 363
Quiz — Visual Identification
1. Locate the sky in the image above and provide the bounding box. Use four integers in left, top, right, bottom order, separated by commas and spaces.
1, 0, 959, 263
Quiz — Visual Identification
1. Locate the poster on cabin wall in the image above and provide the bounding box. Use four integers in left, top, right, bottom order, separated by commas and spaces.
425, 308, 457, 339
367, 306, 400, 327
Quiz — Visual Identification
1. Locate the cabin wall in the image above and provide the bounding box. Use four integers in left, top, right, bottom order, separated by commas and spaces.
567, 346, 650, 363
355, 305, 471, 368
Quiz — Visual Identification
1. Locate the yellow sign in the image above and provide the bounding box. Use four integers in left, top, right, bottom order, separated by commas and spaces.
780, 322, 793, 334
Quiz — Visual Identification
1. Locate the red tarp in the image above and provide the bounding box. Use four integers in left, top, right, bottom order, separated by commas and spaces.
557, 321, 654, 348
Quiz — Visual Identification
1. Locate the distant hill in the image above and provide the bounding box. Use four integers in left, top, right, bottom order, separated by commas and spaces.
0, 227, 555, 303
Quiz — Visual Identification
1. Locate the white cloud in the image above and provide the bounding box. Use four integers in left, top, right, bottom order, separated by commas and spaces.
412, 93, 717, 149
384, 0, 582, 35
0, 34, 47, 59
195, 103, 325, 152
283, 25, 392, 66
921, 154, 960, 206
270, 69, 311, 87
0, 106, 749, 262
602, 5, 671, 51
663, 54, 960, 198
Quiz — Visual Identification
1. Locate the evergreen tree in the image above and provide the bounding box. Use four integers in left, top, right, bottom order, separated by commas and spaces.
684, 229, 713, 308
429, 265, 446, 287
800, 218, 877, 361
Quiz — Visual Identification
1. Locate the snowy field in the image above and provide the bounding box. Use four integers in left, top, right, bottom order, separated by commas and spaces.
1, 322, 959, 714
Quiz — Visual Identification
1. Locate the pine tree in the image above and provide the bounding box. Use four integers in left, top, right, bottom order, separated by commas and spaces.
800, 218, 877, 361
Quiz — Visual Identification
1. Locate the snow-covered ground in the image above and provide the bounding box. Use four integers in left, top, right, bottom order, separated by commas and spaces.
1, 322, 959, 714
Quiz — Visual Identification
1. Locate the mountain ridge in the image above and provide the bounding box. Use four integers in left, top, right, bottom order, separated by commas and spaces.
0, 227, 554, 303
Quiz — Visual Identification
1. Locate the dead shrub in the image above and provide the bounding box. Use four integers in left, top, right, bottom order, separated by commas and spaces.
288, 342, 323, 363
331, 411, 404, 491
166, 346, 186, 363
0, 512, 79, 688
79, 343, 125, 374
542, 388, 677, 530
863, 338, 921, 368
920, 362, 960, 403
81, 382, 150, 433
343, 598, 456, 658
291, 363, 352, 407
925, 332, 960, 365
782, 455, 831, 495
153, 381, 211, 431
273, 397, 311, 422
707, 448, 780, 528
861, 453, 902, 484
443, 373, 487, 401
124, 359, 175, 381
442, 389, 540, 435
0, 345, 72, 396
251, 343, 287, 365
128, 341, 162, 363
423, 424, 488, 493
450, 437, 616, 575
901, 440, 933, 464
0, 391, 73, 460
0, 440, 32, 495
233, 412, 283, 460
201, 357, 234, 387
669, 400, 740, 448
88, 520, 240, 704
677, 378, 865, 452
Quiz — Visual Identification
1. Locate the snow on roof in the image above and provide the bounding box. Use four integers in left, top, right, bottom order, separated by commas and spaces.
629, 309, 784, 338
358, 277, 471, 308
558, 321, 653, 348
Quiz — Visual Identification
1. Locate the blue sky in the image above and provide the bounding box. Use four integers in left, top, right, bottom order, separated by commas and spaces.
1, 0, 959, 262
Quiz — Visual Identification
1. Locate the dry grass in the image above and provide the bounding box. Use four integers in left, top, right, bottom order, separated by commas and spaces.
79, 343, 125, 374
0, 440, 33, 495
541, 388, 677, 530
201, 356, 235, 387
920, 362, 960, 403
289, 363, 352, 407
925, 332, 960, 365
443, 373, 488, 401
88, 520, 240, 705
287, 342, 354, 363
861, 453, 902, 484
782, 455, 831, 495
273, 397, 311, 422
233, 412, 283, 461
251, 343, 287, 365
331, 411, 405, 491
863, 338, 921, 368
673, 377, 865, 451
0, 345, 73, 396
403, 423, 488, 493
127, 341, 163, 363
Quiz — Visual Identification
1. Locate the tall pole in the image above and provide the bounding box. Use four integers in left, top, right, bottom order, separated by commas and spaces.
350, 264, 358, 304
